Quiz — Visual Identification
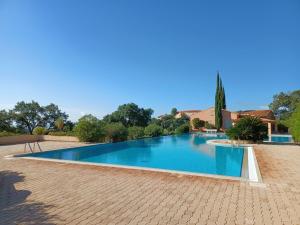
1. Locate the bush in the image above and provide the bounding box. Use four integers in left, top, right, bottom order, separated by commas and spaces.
128, 126, 144, 140
204, 121, 216, 129
0, 131, 18, 137
287, 104, 300, 143
74, 115, 105, 142
105, 123, 128, 142
192, 118, 205, 129
277, 121, 289, 133
55, 117, 64, 131
144, 124, 163, 137
225, 116, 267, 142
33, 126, 46, 135
175, 123, 190, 134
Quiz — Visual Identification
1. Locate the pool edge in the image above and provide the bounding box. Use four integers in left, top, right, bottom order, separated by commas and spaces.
8, 150, 255, 183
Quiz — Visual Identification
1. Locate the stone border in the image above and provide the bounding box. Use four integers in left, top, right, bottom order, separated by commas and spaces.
10, 155, 248, 182
9, 145, 263, 183
206, 140, 261, 182
206, 139, 253, 147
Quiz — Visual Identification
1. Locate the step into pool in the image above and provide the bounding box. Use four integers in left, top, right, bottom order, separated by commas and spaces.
21, 134, 245, 177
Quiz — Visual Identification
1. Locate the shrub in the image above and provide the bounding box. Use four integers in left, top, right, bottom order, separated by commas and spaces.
277, 121, 289, 133
225, 116, 267, 142
144, 124, 163, 137
204, 121, 216, 129
192, 118, 205, 129
55, 117, 64, 131
33, 126, 46, 135
287, 104, 300, 143
175, 123, 190, 134
128, 126, 144, 140
105, 123, 128, 142
0, 131, 18, 137
74, 115, 105, 142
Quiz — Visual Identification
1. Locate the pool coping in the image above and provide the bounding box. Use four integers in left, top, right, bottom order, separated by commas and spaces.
7, 144, 262, 183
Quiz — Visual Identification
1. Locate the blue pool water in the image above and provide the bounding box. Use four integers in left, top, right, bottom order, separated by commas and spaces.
23, 134, 245, 177
265, 135, 293, 143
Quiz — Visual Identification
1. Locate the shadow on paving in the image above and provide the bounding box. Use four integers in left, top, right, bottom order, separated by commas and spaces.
0, 170, 59, 225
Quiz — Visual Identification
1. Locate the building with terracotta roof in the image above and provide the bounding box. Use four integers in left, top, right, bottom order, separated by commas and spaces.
175, 107, 277, 134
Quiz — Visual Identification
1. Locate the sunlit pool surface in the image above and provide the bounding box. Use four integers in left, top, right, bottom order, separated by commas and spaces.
23, 134, 245, 177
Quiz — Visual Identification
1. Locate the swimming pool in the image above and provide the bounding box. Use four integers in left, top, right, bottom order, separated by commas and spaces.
22, 134, 245, 177
265, 135, 293, 143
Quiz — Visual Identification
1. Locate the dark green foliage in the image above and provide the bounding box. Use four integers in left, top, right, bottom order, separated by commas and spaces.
103, 103, 153, 127
74, 115, 105, 142
215, 73, 227, 131
204, 121, 216, 129
171, 108, 178, 116
43, 103, 68, 129
12, 101, 45, 134
128, 126, 144, 140
160, 113, 190, 135
192, 118, 205, 129
10, 101, 70, 134
32, 126, 47, 135
144, 124, 163, 137
286, 104, 300, 143
225, 116, 268, 142
0, 110, 14, 132
175, 123, 190, 134
105, 123, 128, 142
269, 90, 300, 120
277, 121, 289, 133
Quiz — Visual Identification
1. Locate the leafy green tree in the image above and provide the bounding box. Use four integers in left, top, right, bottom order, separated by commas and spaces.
269, 90, 300, 120
286, 104, 300, 143
74, 115, 105, 142
0, 110, 13, 132
32, 126, 47, 135
171, 108, 178, 116
55, 117, 64, 131
43, 103, 68, 129
12, 101, 45, 134
144, 124, 163, 137
175, 123, 190, 134
103, 103, 153, 127
160, 114, 190, 134
225, 116, 267, 142
192, 118, 205, 129
105, 123, 128, 142
128, 126, 144, 140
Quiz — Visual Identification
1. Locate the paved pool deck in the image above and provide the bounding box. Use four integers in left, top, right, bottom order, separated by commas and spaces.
0, 141, 299, 225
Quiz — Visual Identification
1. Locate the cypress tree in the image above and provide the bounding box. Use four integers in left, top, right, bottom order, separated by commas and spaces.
215, 73, 222, 130
222, 86, 226, 110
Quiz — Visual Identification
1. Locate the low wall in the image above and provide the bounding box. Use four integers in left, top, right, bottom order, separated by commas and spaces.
0, 135, 79, 145
42, 135, 79, 142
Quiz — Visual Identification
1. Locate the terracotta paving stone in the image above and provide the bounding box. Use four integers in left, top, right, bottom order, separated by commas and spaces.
0, 142, 300, 225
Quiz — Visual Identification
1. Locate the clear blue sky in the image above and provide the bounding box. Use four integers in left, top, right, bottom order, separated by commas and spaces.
0, 0, 299, 121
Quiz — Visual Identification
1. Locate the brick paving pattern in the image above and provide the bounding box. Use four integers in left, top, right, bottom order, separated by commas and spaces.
0, 141, 299, 225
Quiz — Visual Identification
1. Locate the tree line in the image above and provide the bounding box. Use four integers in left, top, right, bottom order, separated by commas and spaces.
0, 101, 73, 134
0, 101, 191, 142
